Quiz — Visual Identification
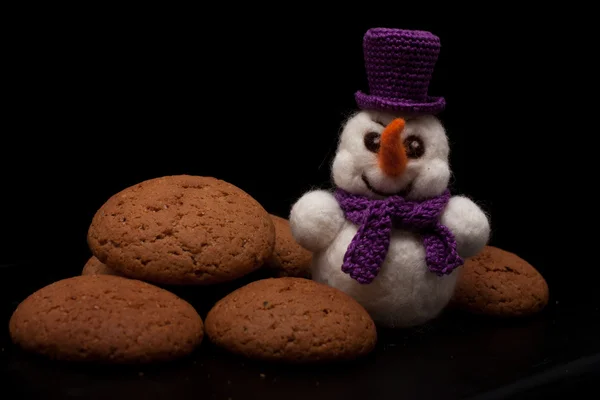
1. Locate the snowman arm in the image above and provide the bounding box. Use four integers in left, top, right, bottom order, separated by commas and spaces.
289, 189, 346, 252
440, 195, 490, 259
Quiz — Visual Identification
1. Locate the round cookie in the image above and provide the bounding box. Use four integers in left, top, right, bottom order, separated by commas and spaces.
451, 246, 549, 316
87, 175, 275, 285
9, 275, 204, 363
205, 277, 377, 363
82, 256, 123, 276
264, 214, 313, 278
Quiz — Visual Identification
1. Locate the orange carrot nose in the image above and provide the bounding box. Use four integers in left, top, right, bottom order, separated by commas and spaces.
378, 118, 407, 177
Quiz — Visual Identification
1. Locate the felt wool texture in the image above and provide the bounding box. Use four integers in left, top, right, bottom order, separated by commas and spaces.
310, 220, 460, 328
440, 196, 491, 259
289, 111, 490, 328
289, 190, 346, 253
331, 112, 451, 200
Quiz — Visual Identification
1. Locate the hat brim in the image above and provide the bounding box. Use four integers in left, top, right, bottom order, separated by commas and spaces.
355, 91, 446, 115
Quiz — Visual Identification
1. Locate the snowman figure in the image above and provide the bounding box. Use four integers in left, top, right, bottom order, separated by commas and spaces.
289, 28, 490, 328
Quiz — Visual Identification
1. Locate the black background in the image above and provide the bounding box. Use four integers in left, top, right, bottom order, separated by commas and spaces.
2, 6, 596, 297
1, 5, 598, 399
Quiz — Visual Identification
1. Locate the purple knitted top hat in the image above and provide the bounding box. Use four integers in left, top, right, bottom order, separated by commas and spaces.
355, 28, 445, 115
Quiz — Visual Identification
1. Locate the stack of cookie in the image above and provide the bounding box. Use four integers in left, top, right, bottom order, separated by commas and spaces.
8, 175, 377, 364
83, 176, 312, 281
85, 175, 277, 285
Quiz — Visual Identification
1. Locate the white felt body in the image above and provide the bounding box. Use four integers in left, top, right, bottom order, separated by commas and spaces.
289, 190, 346, 253
290, 189, 489, 328
289, 111, 490, 328
311, 221, 459, 328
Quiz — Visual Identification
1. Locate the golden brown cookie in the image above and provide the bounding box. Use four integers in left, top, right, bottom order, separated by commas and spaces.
451, 246, 549, 316
9, 275, 204, 363
205, 277, 377, 363
81, 256, 122, 276
264, 214, 312, 278
87, 175, 275, 285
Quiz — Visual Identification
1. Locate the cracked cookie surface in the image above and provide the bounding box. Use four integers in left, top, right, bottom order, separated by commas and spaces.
87, 175, 275, 285
264, 215, 313, 278
82, 255, 123, 276
204, 277, 377, 363
451, 246, 549, 316
9, 275, 204, 363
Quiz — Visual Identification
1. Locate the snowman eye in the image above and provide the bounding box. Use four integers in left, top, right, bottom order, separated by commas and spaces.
363, 132, 381, 153
404, 135, 425, 158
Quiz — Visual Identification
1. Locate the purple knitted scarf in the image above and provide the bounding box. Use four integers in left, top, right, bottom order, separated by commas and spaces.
334, 188, 463, 284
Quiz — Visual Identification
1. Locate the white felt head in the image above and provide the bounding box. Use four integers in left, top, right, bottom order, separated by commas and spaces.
331, 110, 450, 200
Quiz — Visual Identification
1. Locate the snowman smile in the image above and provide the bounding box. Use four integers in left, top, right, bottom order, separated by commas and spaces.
361, 174, 412, 197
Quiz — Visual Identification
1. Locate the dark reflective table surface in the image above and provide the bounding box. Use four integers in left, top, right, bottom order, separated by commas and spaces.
2, 262, 599, 400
